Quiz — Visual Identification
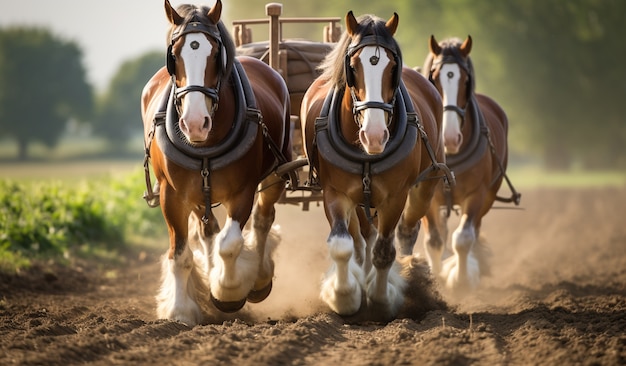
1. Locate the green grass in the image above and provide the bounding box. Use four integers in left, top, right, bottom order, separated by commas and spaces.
0, 165, 166, 274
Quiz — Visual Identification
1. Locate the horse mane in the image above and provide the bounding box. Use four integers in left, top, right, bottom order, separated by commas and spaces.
167, 4, 236, 79
423, 37, 476, 94
317, 14, 403, 89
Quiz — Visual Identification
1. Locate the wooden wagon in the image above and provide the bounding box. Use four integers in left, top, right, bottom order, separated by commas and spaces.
232, 3, 341, 210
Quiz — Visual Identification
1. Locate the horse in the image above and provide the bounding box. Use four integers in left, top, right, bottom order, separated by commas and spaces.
301, 11, 450, 319
409, 34, 519, 295
141, 0, 292, 325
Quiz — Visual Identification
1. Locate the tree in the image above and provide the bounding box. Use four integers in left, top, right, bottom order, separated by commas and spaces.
451, 0, 626, 169
0, 27, 92, 160
93, 51, 164, 150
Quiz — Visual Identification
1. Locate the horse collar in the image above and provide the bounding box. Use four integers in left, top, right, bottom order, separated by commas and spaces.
314, 81, 419, 175
154, 59, 260, 171
444, 96, 488, 175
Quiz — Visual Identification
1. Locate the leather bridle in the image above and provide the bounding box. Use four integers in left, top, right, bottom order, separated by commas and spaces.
167, 13, 225, 115
429, 54, 472, 126
345, 35, 401, 127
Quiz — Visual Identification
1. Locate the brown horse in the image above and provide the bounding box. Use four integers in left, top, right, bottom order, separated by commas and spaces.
301, 11, 449, 319
141, 0, 292, 325
413, 35, 519, 296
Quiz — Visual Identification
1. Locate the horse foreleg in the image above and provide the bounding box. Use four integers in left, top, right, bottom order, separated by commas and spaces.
156, 187, 210, 325
209, 218, 259, 312
320, 196, 365, 316
247, 175, 284, 303
442, 211, 481, 295
423, 205, 448, 280
190, 210, 220, 275
350, 207, 373, 269
396, 181, 439, 256
209, 193, 259, 313
367, 213, 406, 320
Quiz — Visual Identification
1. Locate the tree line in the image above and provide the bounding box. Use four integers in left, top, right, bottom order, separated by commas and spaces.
0, 0, 623, 169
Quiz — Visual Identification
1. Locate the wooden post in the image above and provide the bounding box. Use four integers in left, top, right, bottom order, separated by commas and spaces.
265, 3, 282, 71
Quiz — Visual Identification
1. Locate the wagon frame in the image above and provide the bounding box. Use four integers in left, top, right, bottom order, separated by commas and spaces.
232, 3, 342, 210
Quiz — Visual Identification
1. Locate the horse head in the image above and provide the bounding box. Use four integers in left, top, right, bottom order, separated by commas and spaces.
164, 0, 229, 145
343, 11, 401, 155
427, 35, 473, 154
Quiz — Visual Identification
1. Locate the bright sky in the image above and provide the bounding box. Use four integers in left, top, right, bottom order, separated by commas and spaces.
0, 1, 228, 91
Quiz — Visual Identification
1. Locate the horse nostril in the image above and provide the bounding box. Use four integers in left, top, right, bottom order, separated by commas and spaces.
203, 117, 209, 130
179, 118, 188, 133
359, 130, 368, 145
382, 129, 389, 145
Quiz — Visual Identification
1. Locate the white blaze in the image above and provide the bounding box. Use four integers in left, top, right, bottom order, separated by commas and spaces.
439, 63, 463, 153
357, 46, 391, 154
179, 33, 213, 138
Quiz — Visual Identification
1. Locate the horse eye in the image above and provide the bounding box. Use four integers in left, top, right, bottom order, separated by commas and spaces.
447, 71, 454, 79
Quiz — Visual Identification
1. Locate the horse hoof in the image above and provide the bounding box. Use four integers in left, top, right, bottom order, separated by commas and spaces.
211, 295, 246, 313
247, 281, 273, 303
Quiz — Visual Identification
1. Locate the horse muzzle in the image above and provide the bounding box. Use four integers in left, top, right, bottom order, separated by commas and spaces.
179, 114, 212, 144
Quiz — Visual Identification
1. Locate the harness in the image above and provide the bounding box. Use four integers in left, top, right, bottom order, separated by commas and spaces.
429, 53, 521, 214
143, 17, 291, 224
314, 80, 454, 223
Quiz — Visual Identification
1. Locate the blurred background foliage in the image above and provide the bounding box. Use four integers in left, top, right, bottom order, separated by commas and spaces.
0, 169, 166, 272
0, 0, 624, 170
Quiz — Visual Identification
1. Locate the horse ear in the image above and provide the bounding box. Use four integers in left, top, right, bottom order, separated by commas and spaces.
460, 35, 472, 57
385, 12, 399, 36
429, 35, 442, 56
164, 0, 184, 25
346, 11, 358, 36
208, 0, 222, 24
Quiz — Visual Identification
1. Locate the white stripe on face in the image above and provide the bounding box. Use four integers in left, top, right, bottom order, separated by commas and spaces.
440, 63, 461, 109
178, 33, 213, 140
180, 33, 213, 88
357, 46, 391, 154
358, 46, 391, 107
439, 63, 463, 153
